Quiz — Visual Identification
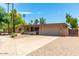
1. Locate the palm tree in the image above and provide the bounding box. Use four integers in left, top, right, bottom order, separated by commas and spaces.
39, 17, 46, 24
23, 14, 26, 18
31, 20, 33, 24
22, 14, 26, 25
34, 19, 39, 25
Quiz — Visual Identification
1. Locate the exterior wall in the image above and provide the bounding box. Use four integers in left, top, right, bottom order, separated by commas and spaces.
39, 24, 68, 36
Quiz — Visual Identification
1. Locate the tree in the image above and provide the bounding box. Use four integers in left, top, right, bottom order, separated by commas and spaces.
0, 6, 6, 23
30, 20, 33, 25
28, 17, 46, 25
10, 9, 26, 31
0, 6, 6, 31
70, 18, 78, 28
34, 19, 39, 25
2, 13, 11, 32
66, 14, 78, 29
0, 5, 27, 33
39, 17, 46, 24
23, 14, 26, 18
14, 14, 26, 28
22, 14, 26, 25
0, 6, 11, 32
31, 20, 33, 24
66, 14, 71, 23
28, 20, 33, 25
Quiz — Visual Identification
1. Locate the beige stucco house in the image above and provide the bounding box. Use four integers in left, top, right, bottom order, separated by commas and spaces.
21, 23, 69, 36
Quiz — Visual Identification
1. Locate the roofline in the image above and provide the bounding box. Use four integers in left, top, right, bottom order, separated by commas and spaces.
26, 23, 68, 27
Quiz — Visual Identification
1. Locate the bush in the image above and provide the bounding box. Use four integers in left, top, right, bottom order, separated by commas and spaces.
20, 30, 24, 34
11, 33, 17, 38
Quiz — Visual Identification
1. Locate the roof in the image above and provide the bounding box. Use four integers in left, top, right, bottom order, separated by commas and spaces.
26, 23, 68, 27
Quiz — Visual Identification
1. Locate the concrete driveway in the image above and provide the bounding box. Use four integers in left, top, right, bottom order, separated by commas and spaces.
27, 37, 79, 56
0, 35, 59, 56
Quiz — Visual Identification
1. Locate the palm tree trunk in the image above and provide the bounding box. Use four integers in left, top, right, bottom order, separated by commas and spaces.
6, 3, 10, 34
12, 3, 15, 33
7, 3, 10, 34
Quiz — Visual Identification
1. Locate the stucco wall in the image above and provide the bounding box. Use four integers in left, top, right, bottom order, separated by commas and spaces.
39, 24, 68, 36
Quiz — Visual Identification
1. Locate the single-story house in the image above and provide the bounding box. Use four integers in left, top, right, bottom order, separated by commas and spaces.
20, 23, 69, 36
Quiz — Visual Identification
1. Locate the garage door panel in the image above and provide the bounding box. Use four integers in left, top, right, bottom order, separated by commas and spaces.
40, 27, 61, 35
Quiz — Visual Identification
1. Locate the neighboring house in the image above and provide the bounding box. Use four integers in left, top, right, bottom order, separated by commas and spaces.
23, 23, 69, 36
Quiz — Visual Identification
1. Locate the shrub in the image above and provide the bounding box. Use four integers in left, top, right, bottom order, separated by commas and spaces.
10, 33, 17, 38
20, 30, 24, 34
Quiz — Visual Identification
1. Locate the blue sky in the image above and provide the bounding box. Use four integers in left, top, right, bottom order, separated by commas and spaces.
0, 3, 79, 24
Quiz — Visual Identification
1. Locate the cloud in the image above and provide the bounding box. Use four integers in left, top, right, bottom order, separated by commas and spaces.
19, 12, 41, 15
19, 12, 32, 14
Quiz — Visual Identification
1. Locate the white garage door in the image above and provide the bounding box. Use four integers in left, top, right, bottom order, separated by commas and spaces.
39, 26, 63, 36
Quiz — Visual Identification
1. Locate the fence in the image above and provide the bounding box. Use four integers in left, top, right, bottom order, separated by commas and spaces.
69, 29, 78, 36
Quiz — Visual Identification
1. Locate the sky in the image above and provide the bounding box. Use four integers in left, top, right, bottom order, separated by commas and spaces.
0, 3, 79, 24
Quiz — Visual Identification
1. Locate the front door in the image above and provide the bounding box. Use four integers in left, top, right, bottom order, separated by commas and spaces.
35, 27, 39, 35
